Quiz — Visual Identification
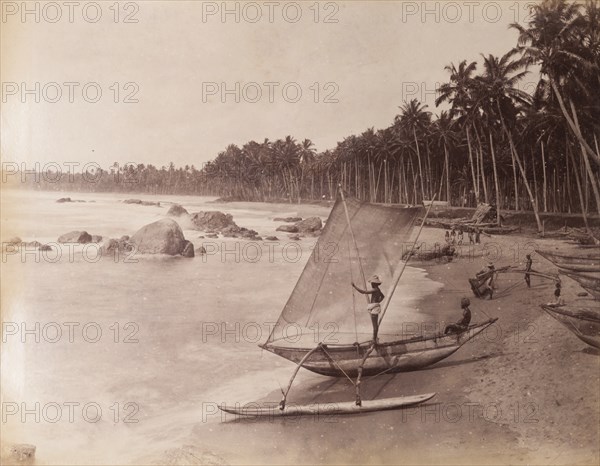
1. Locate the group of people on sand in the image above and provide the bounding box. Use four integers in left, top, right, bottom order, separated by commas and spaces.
445, 227, 481, 246
353, 252, 563, 344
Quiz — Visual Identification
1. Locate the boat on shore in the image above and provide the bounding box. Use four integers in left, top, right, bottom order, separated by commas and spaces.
536, 249, 600, 273
562, 271, 600, 300
540, 304, 600, 348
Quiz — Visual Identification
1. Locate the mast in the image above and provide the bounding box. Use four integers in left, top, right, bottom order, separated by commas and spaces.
378, 196, 436, 325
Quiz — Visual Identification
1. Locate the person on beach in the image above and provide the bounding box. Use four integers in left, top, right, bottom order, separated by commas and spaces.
548, 282, 564, 306
444, 297, 472, 335
468, 230, 474, 244
457, 229, 464, 245
524, 254, 533, 288
476, 262, 496, 299
352, 275, 384, 343
475, 228, 481, 244
445, 230, 450, 243
450, 228, 457, 244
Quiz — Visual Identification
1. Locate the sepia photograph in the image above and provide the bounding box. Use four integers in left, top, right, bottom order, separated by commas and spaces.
1, 0, 599, 464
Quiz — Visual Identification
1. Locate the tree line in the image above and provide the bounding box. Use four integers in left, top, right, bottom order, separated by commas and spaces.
11, 0, 600, 232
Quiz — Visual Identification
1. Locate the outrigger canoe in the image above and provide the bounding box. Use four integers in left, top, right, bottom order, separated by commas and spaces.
540, 304, 600, 348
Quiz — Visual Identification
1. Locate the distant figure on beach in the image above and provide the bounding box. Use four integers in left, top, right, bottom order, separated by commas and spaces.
548, 282, 564, 306
450, 228, 457, 244
444, 297, 472, 335
468, 230, 474, 244
352, 275, 384, 343
524, 254, 533, 288
475, 228, 481, 244
457, 229, 464, 245
445, 230, 450, 243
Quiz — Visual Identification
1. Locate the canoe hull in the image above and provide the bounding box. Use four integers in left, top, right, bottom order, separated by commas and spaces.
219, 393, 437, 417
536, 249, 600, 272
262, 319, 497, 377
540, 304, 600, 349
562, 271, 600, 300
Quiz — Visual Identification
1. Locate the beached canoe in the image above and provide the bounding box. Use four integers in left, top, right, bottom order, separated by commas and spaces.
219, 393, 437, 417
540, 304, 600, 348
536, 249, 599, 268
561, 271, 600, 300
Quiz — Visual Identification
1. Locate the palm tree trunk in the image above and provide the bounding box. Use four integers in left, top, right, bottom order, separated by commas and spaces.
567, 143, 589, 231
570, 101, 600, 214
444, 143, 451, 205
465, 126, 479, 205
548, 77, 600, 167
412, 128, 425, 201
541, 141, 547, 212
489, 131, 502, 225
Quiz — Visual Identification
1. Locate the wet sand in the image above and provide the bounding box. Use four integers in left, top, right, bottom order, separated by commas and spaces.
141, 228, 599, 465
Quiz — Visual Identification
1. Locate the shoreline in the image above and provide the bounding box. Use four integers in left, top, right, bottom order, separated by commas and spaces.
140, 230, 599, 465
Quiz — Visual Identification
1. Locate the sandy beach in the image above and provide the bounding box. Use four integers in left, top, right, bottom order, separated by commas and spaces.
138, 227, 599, 466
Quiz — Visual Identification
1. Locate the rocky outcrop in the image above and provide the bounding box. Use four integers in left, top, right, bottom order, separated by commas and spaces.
56, 197, 85, 203
181, 241, 195, 258
265, 236, 279, 241
123, 199, 161, 206
274, 216, 302, 223
58, 231, 92, 243
6, 237, 22, 245
101, 238, 133, 255
190, 211, 236, 231
130, 219, 187, 255
91, 235, 103, 243
295, 217, 322, 233
167, 204, 189, 216
276, 225, 298, 233
196, 246, 207, 255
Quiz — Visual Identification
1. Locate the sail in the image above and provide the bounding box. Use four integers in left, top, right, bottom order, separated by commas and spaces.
266, 196, 421, 346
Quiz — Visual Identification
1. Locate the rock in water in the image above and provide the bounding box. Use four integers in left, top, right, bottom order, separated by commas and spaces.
181, 240, 195, 258
6, 237, 22, 245
276, 225, 298, 233
190, 211, 235, 231
273, 216, 302, 222
91, 235, 103, 243
196, 246, 207, 255
167, 204, 189, 216
58, 231, 92, 243
130, 219, 186, 255
295, 217, 322, 233
56, 197, 72, 203
123, 199, 142, 204
265, 236, 278, 241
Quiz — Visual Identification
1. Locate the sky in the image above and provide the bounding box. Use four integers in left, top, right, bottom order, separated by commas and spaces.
1, 1, 539, 169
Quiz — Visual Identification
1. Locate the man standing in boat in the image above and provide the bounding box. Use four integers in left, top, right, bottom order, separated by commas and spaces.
352, 275, 384, 343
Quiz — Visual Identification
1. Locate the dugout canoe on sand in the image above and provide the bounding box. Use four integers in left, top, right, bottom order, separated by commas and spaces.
540, 304, 600, 349
561, 271, 600, 300
536, 249, 600, 273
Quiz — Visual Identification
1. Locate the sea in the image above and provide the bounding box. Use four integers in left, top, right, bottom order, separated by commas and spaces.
0, 189, 443, 464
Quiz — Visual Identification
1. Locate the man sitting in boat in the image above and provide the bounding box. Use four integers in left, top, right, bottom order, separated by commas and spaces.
444, 298, 472, 335
352, 275, 384, 343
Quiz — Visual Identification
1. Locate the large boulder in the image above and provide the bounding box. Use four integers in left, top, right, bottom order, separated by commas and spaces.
181, 241, 195, 258
91, 235, 103, 243
190, 211, 236, 231
130, 219, 186, 255
295, 217, 322, 233
56, 197, 71, 203
276, 224, 298, 233
101, 238, 133, 255
167, 204, 189, 217
58, 231, 92, 243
